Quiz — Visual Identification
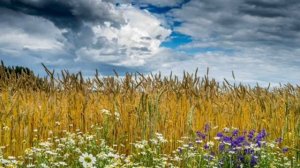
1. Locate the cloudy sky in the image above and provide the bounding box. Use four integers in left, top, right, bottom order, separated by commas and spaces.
0, 0, 299, 85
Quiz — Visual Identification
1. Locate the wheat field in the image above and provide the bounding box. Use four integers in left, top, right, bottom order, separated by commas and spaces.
0, 64, 299, 167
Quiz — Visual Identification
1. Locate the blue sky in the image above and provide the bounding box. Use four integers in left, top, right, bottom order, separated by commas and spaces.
0, 0, 300, 86
161, 32, 192, 49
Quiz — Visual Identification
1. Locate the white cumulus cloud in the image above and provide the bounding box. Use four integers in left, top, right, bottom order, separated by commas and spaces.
75, 4, 171, 67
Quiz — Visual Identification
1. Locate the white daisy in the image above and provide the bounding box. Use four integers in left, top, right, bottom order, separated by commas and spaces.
101, 109, 111, 116
114, 111, 120, 120
79, 153, 96, 168
196, 139, 203, 144
26, 163, 35, 168
207, 141, 215, 147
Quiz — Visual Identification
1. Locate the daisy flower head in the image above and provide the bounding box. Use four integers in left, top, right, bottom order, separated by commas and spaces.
79, 153, 96, 168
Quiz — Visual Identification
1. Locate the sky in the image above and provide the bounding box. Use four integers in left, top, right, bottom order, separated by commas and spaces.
0, 0, 299, 86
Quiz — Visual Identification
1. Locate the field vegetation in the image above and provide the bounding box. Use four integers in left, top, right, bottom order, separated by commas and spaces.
0, 62, 299, 167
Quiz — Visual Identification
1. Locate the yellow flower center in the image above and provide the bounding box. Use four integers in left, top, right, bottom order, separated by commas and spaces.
84, 157, 92, 163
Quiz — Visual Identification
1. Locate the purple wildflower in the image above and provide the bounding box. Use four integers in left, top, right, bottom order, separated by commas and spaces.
219, 143, 225, 151
232, 129, 239, 136
204, 144, 209, 150
257, 141, 262, 147
248, 130, 255, 141
178, 147, 183, 154
232, 136, 245, 147
276, 137, 283, 144
196, 131, 206, 140
282, 147, 288, 153
217, 132, 224, 138
208, 155, 214, 161
255, 129, 267, 145
236, 136, 245, 143
250, 155, 258, 167
244, 148, 254, 154
238, 155, 245, 162
204, 123, 210, 133
223, 136, 232, 143
257, 129, 267, 140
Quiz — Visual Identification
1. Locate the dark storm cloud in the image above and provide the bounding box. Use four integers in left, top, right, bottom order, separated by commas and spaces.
244, 0, 290, 8
158, 0, 300, 85
239, 0, 295, 18
0, 0, 134, 70
0, 0, 125, 30
131, 0, 185, 7
0, 0, 109, 75
0, 0, 128, 64
239, 6, 285, 18
170, 0, 300, 49
1, 0, 173, 77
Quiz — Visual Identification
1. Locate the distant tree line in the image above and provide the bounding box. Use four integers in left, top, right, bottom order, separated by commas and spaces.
0, 60, 48, 90
0, 60, 33, 77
